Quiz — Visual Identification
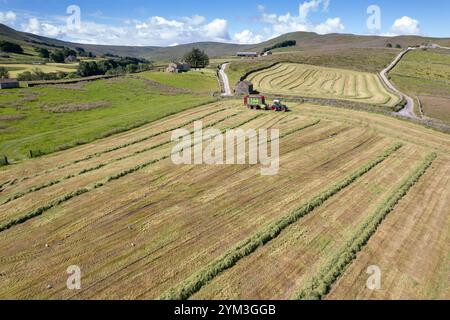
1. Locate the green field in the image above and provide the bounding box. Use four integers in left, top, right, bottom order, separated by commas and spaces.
0, 75, 216, 161
390, 49, 450, 123
137, 70, 219, 94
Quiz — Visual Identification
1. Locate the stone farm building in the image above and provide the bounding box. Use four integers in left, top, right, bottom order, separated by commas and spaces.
235, 81, 254, 95
166, 62, 191, 73
0, 79, 19, 89
237, 52, 258, 58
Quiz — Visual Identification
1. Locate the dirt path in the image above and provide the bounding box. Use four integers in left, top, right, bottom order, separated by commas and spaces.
219, 63, 232, 96
379, 48, 417, 119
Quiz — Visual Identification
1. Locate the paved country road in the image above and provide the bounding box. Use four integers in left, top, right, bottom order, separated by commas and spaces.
379, 47, 417, 119
219, 63, 232, 96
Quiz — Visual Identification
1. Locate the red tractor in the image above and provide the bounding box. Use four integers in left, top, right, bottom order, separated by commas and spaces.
244, 95, 289, 112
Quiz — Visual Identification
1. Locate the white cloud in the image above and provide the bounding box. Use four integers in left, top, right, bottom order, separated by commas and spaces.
314, 17, 345, 34
22, 17, 65, 38
204, 19, 230, 41
233, 29, 264, 44
256, 1, 344, 39
0, 10, 16, 25
16, 14, 232, 46
390, 16, 420, 35
299, 0, 323, 21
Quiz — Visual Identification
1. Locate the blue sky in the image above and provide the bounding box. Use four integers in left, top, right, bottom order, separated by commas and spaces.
0, 0, 448, 46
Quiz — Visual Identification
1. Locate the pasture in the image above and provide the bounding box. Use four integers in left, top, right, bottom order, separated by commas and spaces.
0, 63, 79, 78
247, 63, 400, 107
0, 100, 448, 300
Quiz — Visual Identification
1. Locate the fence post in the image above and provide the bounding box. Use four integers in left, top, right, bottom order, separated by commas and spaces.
29, 150, 33, 158
4, 156, 8, 165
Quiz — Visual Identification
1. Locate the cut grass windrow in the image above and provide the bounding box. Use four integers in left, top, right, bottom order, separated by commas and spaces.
0, 113, 271, 233
293, 152, 437, 300
159, 143, 403, 300
12, 107, 229, 186
0, 112, 243, 206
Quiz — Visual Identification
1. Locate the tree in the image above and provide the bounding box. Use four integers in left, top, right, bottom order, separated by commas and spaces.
395, 44, 402, 49
0, 41, 24, 54
50, 50, 65, 63
183, 48, 209, 68
0, 67, 9, 79
35, 48, 50, 59
386, 43, 393, 48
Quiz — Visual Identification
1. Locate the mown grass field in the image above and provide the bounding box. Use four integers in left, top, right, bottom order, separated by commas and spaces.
0, 99, 448, 300
0, 63, 79, 78
0, 74, 217, 161
390, 49, 450, 123
226, 48, 399, 87
247, 63, 400, 107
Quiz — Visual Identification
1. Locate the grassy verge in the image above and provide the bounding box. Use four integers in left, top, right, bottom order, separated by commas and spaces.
293, 152, 437, 300
159, 143, 403, 300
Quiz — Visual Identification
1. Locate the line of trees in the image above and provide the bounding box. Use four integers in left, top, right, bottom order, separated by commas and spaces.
0, 41, 24, 54
77, 57, 153, 77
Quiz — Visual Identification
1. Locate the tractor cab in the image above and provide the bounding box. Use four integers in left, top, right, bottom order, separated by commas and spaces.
271, 98, 289, 112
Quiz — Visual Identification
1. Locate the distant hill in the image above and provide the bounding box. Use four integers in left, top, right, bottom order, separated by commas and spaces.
1, 23, 450, 61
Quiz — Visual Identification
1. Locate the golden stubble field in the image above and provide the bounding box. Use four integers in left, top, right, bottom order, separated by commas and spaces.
247, 63, 401, 107
0, 100, 448, 300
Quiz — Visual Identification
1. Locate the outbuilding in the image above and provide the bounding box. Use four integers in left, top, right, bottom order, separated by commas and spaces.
0, 79, 19, 89
235, 81, 254, 95
166, 62, 191, 73
237, 52, 258, 58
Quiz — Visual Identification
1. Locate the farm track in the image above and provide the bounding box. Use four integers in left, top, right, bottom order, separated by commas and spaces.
248, 63, 400, 107
0, 100, 449, 299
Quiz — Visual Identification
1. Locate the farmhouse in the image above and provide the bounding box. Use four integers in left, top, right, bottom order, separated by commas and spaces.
166, 62, 191, 73
237, 52, 258, 58
0, 79, 19, 89
235, 81, 254, 95
65, 55, 78, 63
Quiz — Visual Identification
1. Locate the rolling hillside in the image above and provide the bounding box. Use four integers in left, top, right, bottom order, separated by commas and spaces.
1, 23, 450, 61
